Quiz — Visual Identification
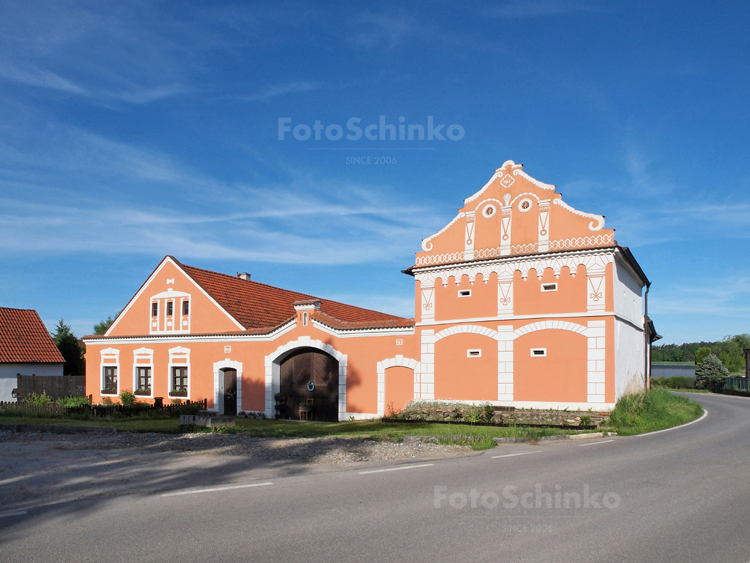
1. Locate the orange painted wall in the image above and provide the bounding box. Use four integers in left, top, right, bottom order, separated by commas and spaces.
107, 261, 241, 337
513, 330, 588, 402
86, 317, 417, 416
434, 332, 497, 401
384, 366, 415, 414
435, 272, 497, 321
513, 265, 588, 316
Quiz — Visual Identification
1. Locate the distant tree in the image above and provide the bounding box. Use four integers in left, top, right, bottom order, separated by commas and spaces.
694, 347, 711, 367
93, 316, 114, 335
51, 318, 85, 375
695, 354, 730, 392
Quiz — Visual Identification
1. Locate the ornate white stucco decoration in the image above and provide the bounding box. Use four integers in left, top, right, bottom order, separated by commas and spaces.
414, 249, 614, 286
421, 212, 465, 251
553, 198, 605, 231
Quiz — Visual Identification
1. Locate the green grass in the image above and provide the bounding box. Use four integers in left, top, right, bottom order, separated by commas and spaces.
606, 388, 703, 436
0, 415, 599, 443
2, 391, 703, 440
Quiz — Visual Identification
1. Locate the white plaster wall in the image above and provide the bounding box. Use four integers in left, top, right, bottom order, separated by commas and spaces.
614, 319, 645, 401
0, 363, 64, 402
613, 259, 644, 326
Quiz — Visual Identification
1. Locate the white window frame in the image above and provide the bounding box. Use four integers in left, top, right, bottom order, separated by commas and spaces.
100, 347, 120, 396
530, 348, 547, 357
133, 347, 154, 399
303, 312, 308, 326
467, 349, 482, 358
168, 346, 191, 400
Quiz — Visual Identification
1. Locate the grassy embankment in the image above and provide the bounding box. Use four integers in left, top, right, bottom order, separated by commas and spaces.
0, 388, 704, 448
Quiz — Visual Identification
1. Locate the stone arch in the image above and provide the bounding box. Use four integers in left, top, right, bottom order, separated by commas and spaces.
434, 324, 500, 342
376, 356, 420, 416
513, 320, 587, 337
264, 337, 347, 419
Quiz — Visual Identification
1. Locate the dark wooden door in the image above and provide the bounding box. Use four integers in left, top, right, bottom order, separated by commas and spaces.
223, 369, 237, 415
279, 348, 338, 422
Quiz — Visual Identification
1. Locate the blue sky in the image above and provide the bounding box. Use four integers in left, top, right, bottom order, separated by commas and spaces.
0, 0, 748, 344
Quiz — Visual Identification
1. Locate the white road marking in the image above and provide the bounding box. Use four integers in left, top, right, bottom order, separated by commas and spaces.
631, 408, 708, 438
578, 439, 614, 447
491, 451, 542, 459
359, 463, 433, 475
0, 511, 27, 518
161, 482, 273, 497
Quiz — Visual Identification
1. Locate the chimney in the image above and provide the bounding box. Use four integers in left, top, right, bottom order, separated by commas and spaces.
237, 272, 251, 281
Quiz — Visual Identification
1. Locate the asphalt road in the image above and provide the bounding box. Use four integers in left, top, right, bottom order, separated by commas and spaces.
2, 392, 749, 563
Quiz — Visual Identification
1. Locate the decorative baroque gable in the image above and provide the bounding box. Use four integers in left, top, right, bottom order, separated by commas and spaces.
416, 161, 615, 267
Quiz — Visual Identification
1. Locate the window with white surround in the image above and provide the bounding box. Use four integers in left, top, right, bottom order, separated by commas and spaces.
150, 290, 191, 334
303, 312, 308, 326
133, 347, 154, 397
168, 346, 190, 399
100, 347, 120, 396
541, 283, 558, 292
467, 349, 482, 357
458, 289, 472, 297
530, 348, 547, 357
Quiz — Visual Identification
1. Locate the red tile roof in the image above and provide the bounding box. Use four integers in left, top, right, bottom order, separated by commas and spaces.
177, 259, 414, 331
0, 308, 65, 364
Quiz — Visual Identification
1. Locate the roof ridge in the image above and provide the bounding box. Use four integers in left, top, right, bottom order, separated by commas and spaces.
180, 262, 410, 321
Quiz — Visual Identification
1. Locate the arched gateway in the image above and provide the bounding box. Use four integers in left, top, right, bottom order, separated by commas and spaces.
278, 348, 339, 422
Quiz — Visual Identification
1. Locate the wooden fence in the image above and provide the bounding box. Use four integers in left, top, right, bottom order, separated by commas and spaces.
0, 398, 208, 418
15, 374, 86, 401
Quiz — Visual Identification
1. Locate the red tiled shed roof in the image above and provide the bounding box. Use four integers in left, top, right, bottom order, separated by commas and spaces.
0, 308, 65, 364
177, 260, 414, 331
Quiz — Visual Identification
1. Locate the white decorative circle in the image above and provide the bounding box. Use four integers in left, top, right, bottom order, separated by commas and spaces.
482, 204, 496, 218
518, 198, 533, 212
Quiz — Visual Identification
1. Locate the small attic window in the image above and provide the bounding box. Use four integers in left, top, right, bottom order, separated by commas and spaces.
167, 302, 173, 316
541, 283, 558, 292
458, 289, 472, 298
152, 303, 158, 317
183, 301, 189, 315
531, 348, 547, 357
467, 349, 481, 358
303, 312, 308, 326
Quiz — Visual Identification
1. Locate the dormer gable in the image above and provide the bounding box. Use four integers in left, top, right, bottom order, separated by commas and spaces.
104, 257, 244, 338
415, 160, 615, 267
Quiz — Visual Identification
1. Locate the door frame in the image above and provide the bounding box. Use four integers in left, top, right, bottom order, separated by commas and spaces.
213, 359, 243, 415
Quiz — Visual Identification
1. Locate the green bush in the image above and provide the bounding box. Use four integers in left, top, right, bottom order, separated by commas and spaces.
652, 376, 694, 389
56, 396, 91, 408
120, 389, 137, 407
25, 391, 52, 405
694, 347, 711, 367
695, 354, 729, 392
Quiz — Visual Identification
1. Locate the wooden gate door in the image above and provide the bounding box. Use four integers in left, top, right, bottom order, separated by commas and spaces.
279, 349, 338, 422
222, 369, 237, 415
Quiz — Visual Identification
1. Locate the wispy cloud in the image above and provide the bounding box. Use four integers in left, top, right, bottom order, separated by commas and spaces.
492, 1, 603, 18
0, 61, 88, 94
238, 81, 331, 101
351, 12, 428, 50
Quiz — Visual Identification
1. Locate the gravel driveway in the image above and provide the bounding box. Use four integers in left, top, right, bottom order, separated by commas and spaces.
0, 430, 476, 510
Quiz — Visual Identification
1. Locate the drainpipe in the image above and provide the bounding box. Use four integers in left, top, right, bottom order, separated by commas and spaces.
644, 283, 650, 390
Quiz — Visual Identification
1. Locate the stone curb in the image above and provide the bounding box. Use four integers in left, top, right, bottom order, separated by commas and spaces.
0, 423, 117, 434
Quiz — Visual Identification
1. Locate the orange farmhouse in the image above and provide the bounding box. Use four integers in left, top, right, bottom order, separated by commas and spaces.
84, 161, 655, 420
